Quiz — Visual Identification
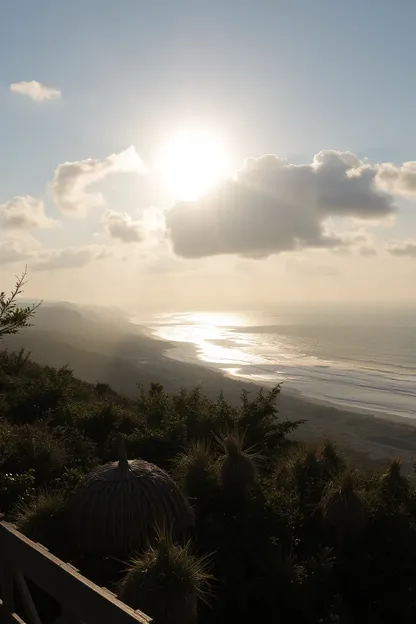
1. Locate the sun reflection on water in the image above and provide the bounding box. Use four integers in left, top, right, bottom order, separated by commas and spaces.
152, 311, 266, 369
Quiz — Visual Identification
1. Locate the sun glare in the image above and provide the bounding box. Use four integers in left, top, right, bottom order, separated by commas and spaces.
160, 128, 228, 200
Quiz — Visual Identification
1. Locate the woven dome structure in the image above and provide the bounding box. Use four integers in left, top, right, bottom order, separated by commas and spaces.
70, 438, 193, 556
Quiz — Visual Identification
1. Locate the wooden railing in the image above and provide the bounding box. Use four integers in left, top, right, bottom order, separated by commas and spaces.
0, 520, 151, 624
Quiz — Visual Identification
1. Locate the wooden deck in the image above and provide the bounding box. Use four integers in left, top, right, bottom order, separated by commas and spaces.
0, 520, 151, 624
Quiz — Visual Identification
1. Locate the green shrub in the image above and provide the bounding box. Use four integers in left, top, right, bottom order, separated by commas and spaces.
4, 368, 72, 424
2, 346, 416, 622
0, 468, 35, 514
1, 422, 69, 483
0, 348, 31, 376
15, 490, 70, 557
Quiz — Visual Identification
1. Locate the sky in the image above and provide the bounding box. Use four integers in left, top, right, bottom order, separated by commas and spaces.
1, 0, 415, 312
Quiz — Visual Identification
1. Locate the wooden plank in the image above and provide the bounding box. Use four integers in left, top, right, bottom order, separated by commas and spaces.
0, 522, 151, 624
14, 571, 43, 624
0, 599, 26, 624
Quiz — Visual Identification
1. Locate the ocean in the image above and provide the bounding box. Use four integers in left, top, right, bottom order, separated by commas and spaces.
140, 303, 416, 420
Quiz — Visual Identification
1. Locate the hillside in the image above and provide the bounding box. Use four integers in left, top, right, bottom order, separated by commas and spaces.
1, 348, 416, 623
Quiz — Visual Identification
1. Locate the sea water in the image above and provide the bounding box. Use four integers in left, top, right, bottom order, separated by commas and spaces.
142, 303, 416, 419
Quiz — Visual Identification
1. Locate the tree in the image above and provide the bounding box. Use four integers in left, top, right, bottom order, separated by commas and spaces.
0, 268, 41, 339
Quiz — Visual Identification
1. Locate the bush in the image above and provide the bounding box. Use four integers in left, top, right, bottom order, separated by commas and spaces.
15, 490, 70, 557
1, 347, 416, 622
0, 468, 35, 515
3, 368, 72, 424
0, 422, 69, 483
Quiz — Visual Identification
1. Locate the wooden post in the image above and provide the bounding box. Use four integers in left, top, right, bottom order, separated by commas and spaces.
0, 560, 15, 623
14, 571, 42, 624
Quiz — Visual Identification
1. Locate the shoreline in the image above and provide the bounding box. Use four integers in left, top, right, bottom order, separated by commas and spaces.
7, 311, 415, 474
136, 325, 416, 472
144, 324, 416, 426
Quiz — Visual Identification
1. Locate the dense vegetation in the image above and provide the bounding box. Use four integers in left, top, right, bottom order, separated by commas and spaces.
1, 280, 416, 623
1, 349, 416, 623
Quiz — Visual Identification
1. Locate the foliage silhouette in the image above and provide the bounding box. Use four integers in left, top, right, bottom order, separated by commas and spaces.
0, 268, 41, 339
0, 347, 415, 623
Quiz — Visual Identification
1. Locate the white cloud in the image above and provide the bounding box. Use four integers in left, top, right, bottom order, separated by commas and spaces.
376, 162, 416, 198
0, 233, 41, 264
10, 80, 61, 102
166, 150, 396, 259
0, 232, 110, 271
386, 240, 416, 258
102, 210, 143, 243
32, 245, 111, 271
0, 196, 59, 230
52, 146, 144, 215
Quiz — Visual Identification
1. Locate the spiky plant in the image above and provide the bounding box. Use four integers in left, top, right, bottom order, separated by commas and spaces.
118, 532, 212, 624
15, 490, 70, 557
320, 472, 367, 538
172, 440, 218, 500
278, 444, 324, 503
318, 437, 344, 478
69, 436, 193, 556
380, 459, 409, 500
215, 428, 261, 496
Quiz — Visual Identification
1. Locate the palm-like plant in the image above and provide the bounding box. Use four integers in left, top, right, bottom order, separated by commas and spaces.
215, 428, 262, 496
278, 444, 324, 504
380, 459, 409, 500
320, 472, 367, 540
118, 531, 212, 624
318, 437, 344, 478
172, 440, 218, 500
69, 436, 193, 556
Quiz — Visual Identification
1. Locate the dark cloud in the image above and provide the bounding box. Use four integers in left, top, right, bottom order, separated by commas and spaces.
386, 240, 416, 258
166, 151, 395, 259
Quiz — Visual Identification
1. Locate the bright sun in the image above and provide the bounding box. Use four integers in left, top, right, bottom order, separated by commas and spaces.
160, 128, 228, 200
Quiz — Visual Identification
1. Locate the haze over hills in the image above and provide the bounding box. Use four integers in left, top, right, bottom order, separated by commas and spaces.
4, 302, 236, 398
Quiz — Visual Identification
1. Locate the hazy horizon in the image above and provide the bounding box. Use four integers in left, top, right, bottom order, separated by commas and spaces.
1, 1, 415, 308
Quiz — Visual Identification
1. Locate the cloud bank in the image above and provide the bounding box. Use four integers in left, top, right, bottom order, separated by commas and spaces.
52, 146, 144, 214
0, 232, 109, 271
0, 234, 40, 264
386, 240, 416, 258
376, 162, 416, 198
166, 150, 396, 259
32, 246, 110, 271
0, 196, 59, 230
10, 81, 61, 101
102, 210, 143, 243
